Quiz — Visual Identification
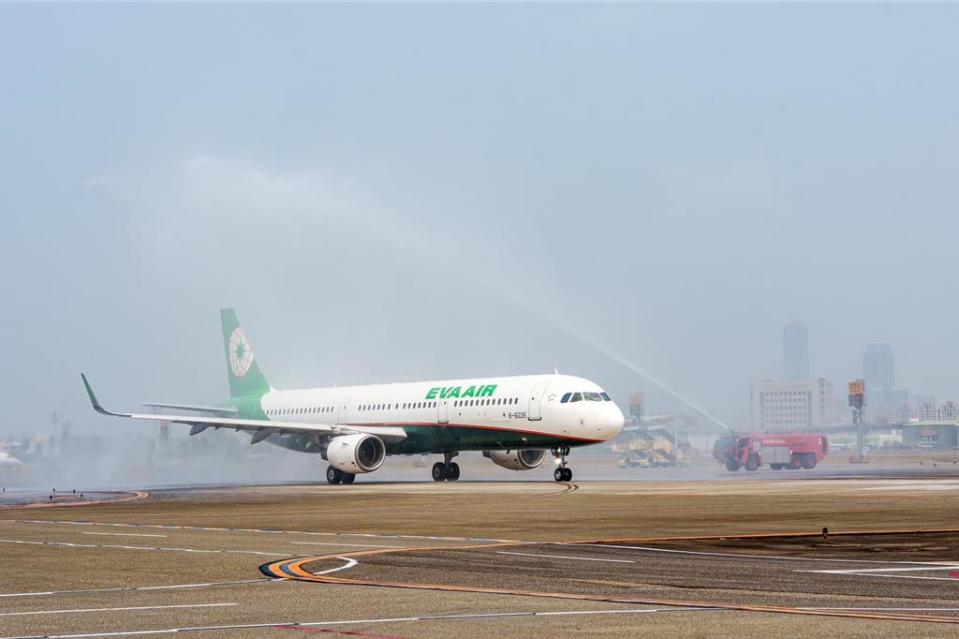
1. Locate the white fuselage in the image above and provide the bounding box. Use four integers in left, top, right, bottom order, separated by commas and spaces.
258, 373, 624, 454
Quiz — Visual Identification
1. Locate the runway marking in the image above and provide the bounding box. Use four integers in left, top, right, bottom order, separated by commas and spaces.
261, 536, 959, 627
584, 543, 958, 566
0, 602, 237, 617
0, 579, 279, 598
496, 551, 634, 563
0, 538, 287, 557
291, 541, 404, 549
273, 627, 404, 638
1, 519, 519, 544
801, 607, 959, 611
572, 526, 959, 546
812, 572, 959, 582
0, 490, 148, 509
82, 532, 168, 538
312, 557, 358, 576
860, 480, 959, 492
808, 565, 959, 574
551, 482, 579, 495
0, 607, 718, 639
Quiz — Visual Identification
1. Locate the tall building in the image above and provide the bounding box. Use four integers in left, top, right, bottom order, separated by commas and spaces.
783, 321, 810, 380
862, 343, 907, 410
863, 343, 895, 389
750, 378, 839, 431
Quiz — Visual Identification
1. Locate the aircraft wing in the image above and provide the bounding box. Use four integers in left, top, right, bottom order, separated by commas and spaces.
142, 402, 239, 416
81, 374, 407, 444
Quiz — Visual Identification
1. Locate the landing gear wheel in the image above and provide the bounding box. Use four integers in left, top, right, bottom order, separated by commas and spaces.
341, 473, 356, 485
447, 462, 460, 481
326, 466, 343, 485
432, 462, 447, 482
551, 446, 572, 483
802, 453, 817, 469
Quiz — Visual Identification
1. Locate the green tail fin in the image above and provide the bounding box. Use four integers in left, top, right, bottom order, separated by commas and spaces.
220, 308, 270, 398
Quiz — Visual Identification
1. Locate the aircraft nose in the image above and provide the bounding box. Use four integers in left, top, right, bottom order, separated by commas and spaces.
605, 403, 625, 439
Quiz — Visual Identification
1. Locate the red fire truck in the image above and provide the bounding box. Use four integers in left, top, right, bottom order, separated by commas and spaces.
712, 433, 829, 472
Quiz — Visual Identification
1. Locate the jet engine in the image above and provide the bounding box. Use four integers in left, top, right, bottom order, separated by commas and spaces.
483, 449, 547, 471
326, 434, 386, 474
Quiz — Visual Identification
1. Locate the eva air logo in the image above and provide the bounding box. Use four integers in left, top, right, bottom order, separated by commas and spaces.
228, 327, 254, 378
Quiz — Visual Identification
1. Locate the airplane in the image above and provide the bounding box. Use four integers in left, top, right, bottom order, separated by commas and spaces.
82, 309, 625, 484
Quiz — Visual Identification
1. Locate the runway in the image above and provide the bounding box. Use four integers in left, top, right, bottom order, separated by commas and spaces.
3, 471, 959, 638
264, 532, 959, 625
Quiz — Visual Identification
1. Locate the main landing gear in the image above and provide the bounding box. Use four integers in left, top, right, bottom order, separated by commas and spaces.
552, 446, 573, 482
432, 452, 460, 482
326, 466, 356, 485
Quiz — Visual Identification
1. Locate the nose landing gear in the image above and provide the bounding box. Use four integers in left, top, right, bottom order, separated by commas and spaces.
431, 451, 460, 482
552, 446, 572, 482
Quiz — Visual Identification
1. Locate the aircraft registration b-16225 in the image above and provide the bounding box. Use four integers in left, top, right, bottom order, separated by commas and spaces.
82, 309, 625, 484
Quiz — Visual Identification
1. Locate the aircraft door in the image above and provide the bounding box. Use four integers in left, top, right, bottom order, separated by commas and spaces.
527, 380, 550, 421
437, 399, 449, 425
338, 398, 349, 424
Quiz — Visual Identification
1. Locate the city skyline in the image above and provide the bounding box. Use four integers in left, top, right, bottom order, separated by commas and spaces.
783, 321, 810, 380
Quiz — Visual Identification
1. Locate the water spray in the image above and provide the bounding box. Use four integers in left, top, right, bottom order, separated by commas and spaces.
553, 322, 734, 433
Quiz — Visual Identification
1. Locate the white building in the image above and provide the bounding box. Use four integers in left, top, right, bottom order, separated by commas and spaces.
750, 378, 840, 431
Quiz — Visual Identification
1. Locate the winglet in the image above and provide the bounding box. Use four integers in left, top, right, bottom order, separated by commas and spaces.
81, 374, 127, 417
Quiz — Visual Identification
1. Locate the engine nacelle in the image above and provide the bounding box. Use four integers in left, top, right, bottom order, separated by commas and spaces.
483, 449, 547, 471
326, 434, 386, 474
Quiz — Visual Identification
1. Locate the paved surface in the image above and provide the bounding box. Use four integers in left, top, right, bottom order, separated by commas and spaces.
3, 473, 959, 638
286, 534, 959, 622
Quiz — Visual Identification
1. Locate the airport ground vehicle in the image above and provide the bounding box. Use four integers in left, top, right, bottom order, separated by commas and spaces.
613, 427, 690, 469
713, 433, 829, 471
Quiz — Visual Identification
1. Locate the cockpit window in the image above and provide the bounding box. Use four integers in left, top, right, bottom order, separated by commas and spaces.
560, 392, 571, 403
601, 392, 611, 401
584, 392, 603, 402
570, 392, 583, 403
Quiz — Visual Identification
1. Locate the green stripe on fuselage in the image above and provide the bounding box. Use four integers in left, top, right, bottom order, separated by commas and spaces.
386, 424, 591, 455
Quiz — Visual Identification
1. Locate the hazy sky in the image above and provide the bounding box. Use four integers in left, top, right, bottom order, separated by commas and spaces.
2, 4, 957, 436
